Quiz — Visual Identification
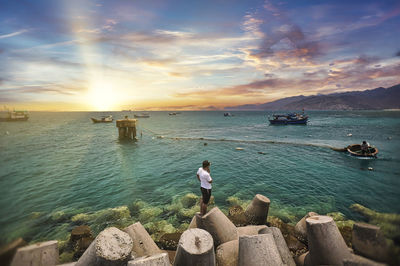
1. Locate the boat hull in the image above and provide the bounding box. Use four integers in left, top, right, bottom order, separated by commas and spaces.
269, 117, 308, 125
91, 118, 113, 123
347, 144, 378, 158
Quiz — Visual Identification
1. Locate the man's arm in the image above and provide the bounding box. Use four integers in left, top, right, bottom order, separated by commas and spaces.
196, 174, 200, 182
208, 174, 213, 183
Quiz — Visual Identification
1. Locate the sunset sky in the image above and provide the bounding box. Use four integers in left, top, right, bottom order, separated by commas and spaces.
0, 0, 399, 111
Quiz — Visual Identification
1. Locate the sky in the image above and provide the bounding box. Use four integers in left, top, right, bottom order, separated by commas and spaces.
0, 0, 399, 111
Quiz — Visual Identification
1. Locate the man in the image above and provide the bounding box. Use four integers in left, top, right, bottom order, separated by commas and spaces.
197, 160, 213, 215
361, 141, 370, 154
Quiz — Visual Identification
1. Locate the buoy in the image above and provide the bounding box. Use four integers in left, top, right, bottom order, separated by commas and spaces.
347, 133, 352, 137
236, 147, 244, 150
368, 167, 373, 171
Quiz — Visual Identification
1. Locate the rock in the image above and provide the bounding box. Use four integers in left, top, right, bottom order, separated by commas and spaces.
305, 215, 351, 265
180, 193, 198, 209
352, 223, 390, 263
285, 234, 307, 256
244, 194, 270, 225
195, 207, 238, 247
268, 227, 296, 266
76, 227, 133, 266
128, 253, 170, 265
11, 240, 59, 266
294, 212, 318, 243
216, 240, 238, 266
70, 225, 93, 242
237, 225, 268, 236
70, 225, 94, 259
124, 222, 162, 258
0, 237, 27, 266
294, 251, 308, 266
158, 232, 182, 250
227, 206, 247, 226
238, 233, 283, 266
174, 228, 215, 266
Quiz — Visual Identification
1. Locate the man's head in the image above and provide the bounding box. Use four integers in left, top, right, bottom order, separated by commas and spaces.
363, 141, 367, 144
202, 160, 211, 169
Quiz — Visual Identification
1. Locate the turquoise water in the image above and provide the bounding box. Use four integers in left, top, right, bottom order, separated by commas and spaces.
0, 111, 399, 245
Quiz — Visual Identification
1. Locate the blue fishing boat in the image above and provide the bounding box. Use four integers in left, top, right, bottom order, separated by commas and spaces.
269, 113, 308, 125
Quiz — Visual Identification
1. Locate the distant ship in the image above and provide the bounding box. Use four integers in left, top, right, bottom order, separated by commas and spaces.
134, 113, 150, 118
0, 109, 29, 122
269, 113, 308, 125
91, 115, 113, 123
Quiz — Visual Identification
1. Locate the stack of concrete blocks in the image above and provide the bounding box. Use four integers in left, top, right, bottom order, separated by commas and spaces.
75, 227, 133, 266
124, 222, 170, 266
10, 240, 59, 266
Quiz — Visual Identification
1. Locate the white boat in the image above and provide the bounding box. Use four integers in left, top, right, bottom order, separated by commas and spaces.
134, 113, 150, 118
91, 115, 113, 123
0, 109, 29, 121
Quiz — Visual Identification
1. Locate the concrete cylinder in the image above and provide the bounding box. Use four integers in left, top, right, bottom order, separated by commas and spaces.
237, 225, 268, 236
268, 227, 295, 266
188, 213, 199, 229
195, 207, 238, 247
294, 212, 318, 243
128, 253, 170, 266
238, 233, 284, 266
11, 240, 58, 266
244, 194, 270, 225
215, 240, 238, 266
305, 215, 351, 265
173, 228, 215, 266
76, 227, 133, 266
123, 222, 162, 258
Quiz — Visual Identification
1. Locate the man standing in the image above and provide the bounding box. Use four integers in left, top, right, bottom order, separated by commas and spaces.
197, 160, 213, 215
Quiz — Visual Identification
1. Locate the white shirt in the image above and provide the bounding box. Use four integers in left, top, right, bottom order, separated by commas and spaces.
197, 167, 212, 189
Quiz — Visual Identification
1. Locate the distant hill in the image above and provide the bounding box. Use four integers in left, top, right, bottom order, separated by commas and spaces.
225, 84, 400, 110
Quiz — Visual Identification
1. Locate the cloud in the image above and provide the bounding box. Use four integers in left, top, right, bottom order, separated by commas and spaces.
0, 29, 28, 39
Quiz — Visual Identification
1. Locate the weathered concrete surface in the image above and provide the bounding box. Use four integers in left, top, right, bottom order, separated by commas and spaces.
294, 251, 308, 266
124, 222, 162, 258
343, 254, 387, 266
237, 225, 268, 237
352, 223, 390, 263
269, 227, 296, 266
244, 194, 270, 225
195, 207, 238, 247
215, 240, 238, 266
76, 227, 133, 266
174, 229, 215, 266
238, 234, 283, 266
294, 212, 318, 243
188, 214, 198, 229
57, 263, 77, 266
11, 240, 58, 266
128, 253, 170, 266
306, 215, 351, 266
0, 237, 27, 266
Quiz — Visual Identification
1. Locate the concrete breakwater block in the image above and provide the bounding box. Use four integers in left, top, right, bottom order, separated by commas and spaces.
352, 223, 390, 262
0, 237, 27, 266
294, 212, 318, 243
267, 227, 296, 266
195, 207, 238, 247
343, 254, 386, 266
124, 222, 162, 258
216, 240, 239, 266
238, 234, 284, 266
11, 240, 58, 266
128, 253, 170, 266
305, 215, 351, 265
188, 213, 198, 228
244, 194, 270, 225
76, 227, 133, 266
237, 225, 268, 236
173, 228, 215, 266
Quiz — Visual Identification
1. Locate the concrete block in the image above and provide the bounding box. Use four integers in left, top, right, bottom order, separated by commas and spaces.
294, 212, 318, 243
238, 233, 284, 266
124, 222, 162, 258
11, 240, 58, 266
269, 227, 295, 266
352, 223, 390, 262
244, 194, 270, 225
195, 207, 238, 247
237, 225, 268, 236
0, 237, 27, 266
343, 254, 387, 266
173, 228, 215, 266
128, 253, 170, 266
76, 227, 133, 266
306, 215, 351, 265
216, 240, 238, 266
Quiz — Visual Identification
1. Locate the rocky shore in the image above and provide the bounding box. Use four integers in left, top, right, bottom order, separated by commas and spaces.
1, 193, 399, 265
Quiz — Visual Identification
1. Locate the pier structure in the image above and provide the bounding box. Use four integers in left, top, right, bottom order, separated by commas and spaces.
116, 117, 137, 140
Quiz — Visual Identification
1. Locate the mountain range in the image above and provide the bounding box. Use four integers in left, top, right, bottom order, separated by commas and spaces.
225, 84, 400, 111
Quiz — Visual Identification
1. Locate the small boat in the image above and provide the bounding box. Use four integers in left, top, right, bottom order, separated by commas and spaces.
224, 112, 233, 117
91, 115, 113, 123
0, 110, 29, 122
269, 113, 308, 125
169, 112, 177, 115
134, 113, 150, 118
347, 144, 378, 158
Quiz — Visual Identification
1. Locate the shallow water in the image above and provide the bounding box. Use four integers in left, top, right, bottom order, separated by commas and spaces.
0, 111, 399, 244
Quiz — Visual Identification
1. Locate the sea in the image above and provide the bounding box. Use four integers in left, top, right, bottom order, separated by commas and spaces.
0, 111, 399, 245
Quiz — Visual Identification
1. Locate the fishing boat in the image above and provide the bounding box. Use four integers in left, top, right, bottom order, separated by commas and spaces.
169, 112, 177, 115
224, 112, 232, 117
0, 110, 29, 121
134, 113, 150, 118
347, 144, 378, 158
91, 115, 113, 123
269, 113, 308, 125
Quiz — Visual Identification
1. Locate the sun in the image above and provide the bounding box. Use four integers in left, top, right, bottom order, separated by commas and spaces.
88, 81, 116, 111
